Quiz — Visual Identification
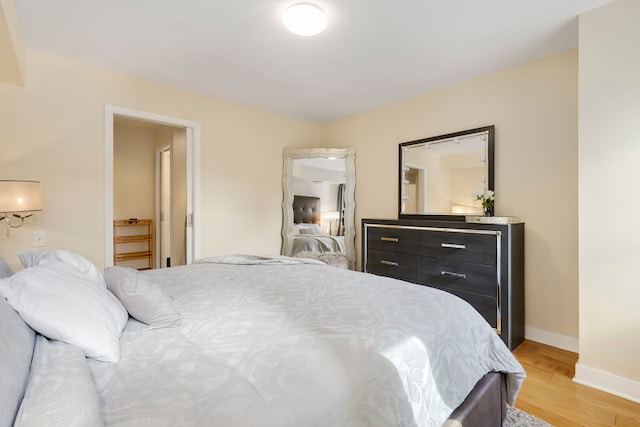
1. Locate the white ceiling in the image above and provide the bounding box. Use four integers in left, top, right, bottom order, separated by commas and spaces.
16, 0, 611, 123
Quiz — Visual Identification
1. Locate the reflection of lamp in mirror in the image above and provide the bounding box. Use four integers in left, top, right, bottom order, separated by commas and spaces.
451, 205, 483, 215
0, 180, 43, 237
322, 211, 340, 235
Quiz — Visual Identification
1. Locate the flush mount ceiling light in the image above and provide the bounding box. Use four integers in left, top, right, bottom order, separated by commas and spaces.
283, 3, 327, 36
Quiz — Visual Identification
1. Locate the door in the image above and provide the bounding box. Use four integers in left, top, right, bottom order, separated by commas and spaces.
157, 145, 172, 267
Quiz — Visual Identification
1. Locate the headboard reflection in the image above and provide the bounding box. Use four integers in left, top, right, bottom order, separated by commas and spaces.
293, 195, 321, 225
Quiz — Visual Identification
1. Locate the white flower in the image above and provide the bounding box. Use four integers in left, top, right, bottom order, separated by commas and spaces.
472, 189, 484, 198
473, 189, 495, 210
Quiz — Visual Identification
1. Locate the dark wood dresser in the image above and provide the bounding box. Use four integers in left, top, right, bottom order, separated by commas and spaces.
362, 218, 524, 350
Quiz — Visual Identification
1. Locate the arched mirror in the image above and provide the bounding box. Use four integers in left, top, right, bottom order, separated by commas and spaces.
282, 147, 356, 269
399, 125, 494, 219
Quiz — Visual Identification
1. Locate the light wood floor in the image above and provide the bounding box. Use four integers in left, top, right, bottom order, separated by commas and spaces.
512, 340, 640, 427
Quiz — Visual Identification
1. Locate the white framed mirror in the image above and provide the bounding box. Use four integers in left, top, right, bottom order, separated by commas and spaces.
282, 147, 356, 269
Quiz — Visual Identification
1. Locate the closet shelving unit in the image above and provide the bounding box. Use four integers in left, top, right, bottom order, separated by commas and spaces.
113, 218, 153, 270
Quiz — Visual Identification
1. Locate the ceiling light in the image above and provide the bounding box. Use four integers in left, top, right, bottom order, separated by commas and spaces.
283, 3, 327, 36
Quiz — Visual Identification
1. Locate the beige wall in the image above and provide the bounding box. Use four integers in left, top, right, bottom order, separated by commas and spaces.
0, 49, 321, 271
322, 50, 580, 342
0, 0, 24, 85
577, 0, 640, 397
113, 121, 157, 220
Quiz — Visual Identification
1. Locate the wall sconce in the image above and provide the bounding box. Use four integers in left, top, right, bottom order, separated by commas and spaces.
0, 180, 43, 237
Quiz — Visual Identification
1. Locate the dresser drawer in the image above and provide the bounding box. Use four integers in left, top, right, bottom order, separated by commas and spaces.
431, 286, 498, 330
420, 258, 497, 298
366, 226, 419, 254
366, 248, 419, 282
420, 231, 497, 265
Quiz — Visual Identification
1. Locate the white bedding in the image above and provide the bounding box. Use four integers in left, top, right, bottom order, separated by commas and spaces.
19, 255, 525, 427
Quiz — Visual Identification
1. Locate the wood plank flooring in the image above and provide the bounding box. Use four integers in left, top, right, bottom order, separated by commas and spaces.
512, 340, 640, 427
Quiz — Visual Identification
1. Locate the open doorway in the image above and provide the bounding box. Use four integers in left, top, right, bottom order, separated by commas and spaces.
402, 164, 426, 214
104, 105, 201, 269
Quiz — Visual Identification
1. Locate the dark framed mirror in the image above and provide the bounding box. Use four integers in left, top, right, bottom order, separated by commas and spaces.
398, 125, 494, 220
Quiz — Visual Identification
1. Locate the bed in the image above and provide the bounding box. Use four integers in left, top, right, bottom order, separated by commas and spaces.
291, 195, 347, 267
0, 252, 525, 427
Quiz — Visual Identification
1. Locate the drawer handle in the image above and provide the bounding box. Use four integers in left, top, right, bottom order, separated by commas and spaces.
441, 243, 466, 250
441, 271, 467, 279
380, 260, 399, 267
381, 237, 399, 242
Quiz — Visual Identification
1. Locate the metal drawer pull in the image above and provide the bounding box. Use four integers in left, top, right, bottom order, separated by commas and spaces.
441, 243, 466, 249
381, 260, 399, 267
381, 237, 399, 242
441, 271, 467, 279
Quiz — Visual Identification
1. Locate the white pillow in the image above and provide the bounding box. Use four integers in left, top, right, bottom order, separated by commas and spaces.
14, 336, 103, 427
0, 256, 14, 278
105, 266, 181, 327
19, 249, 106, 288
292, 223, 308, 234
306, 224, 323, 235
0, 260, 128, 362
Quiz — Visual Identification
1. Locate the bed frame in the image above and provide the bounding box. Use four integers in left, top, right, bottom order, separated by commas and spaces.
444, 372, 507, 426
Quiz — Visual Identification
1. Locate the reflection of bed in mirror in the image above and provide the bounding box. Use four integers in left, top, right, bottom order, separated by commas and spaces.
291, 195, 347, 268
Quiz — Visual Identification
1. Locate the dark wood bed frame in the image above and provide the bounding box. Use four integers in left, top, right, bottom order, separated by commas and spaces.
444, 372, 507, 426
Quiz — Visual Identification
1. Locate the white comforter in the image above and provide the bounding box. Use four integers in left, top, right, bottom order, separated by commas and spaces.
32, 256, 525, 426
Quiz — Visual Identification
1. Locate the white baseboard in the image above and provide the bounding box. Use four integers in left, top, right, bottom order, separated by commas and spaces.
524, 326, 579, 353
574, 363, 640, 403
523, 327, 640, 403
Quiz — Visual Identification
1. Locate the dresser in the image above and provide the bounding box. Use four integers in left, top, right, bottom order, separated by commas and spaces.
362, 218, 524, 350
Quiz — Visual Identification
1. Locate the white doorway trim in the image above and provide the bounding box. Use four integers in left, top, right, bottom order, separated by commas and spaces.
403, 162, 427, 213
104, 104, 201, 268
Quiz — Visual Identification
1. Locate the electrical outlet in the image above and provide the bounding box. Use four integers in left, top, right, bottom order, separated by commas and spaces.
33, 231, 46, 247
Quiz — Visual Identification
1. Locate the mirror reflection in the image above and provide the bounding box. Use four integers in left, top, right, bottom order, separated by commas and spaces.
282, 148, 356, 269
399, 126, 494, 217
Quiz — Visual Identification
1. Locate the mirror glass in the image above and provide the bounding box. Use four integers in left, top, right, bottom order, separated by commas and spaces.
282, 148, 356, 269
399, 126, 494, 218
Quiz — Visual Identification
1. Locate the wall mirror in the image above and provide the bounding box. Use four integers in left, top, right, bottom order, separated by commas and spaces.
282, 147, 356, 269
399, 125, 494, 219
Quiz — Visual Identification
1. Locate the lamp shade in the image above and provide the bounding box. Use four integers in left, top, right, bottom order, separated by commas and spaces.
322, 211, 340, 220
0, 180, 43, 213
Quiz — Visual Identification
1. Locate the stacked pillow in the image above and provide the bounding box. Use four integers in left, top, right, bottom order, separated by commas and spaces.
105, 266, 181, 328
0, 256, 14, 278
294, 223, 323, 235
0, 251, 127, 362
0, 250, 181, 364
0, 258, 35, 427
